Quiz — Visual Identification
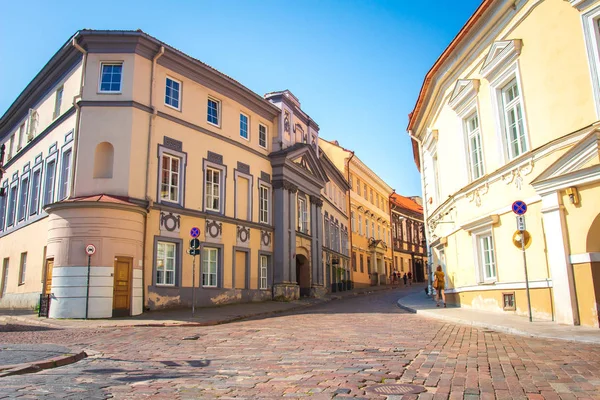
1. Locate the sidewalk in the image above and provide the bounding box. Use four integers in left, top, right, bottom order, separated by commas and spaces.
0, 283, 403, 330
397, 287, 600, 344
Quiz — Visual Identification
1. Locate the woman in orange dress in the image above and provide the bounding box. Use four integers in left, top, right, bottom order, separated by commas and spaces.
434, 265, 446, 307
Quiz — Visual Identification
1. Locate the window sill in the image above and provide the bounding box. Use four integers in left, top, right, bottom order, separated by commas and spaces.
164, 103, 181, 112
207, 121, 221, 129
479, 280, 497, 285
18, 282, 25, 286
97, 91, 122, 95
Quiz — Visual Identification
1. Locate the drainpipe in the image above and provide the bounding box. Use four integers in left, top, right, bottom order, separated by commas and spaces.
389, 190, 396, 284
346, 151, 355, 285
141, 45, 165, 312
69, 35, 88, 198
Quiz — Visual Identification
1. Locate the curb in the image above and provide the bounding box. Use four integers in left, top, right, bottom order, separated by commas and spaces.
0, 351, 87, 377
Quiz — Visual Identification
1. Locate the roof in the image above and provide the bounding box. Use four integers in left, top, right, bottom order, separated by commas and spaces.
59, 194, 141, 206
390, 193, 423, 215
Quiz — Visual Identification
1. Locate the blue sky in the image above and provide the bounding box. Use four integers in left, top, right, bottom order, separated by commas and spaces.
0, 0, 482, 197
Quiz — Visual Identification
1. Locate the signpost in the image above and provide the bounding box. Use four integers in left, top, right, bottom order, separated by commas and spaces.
512, 201, 532, 322
84, 244, 96, 320
189, 228, 200, 315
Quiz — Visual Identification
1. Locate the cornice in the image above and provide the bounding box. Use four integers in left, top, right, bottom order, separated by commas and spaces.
567, 0, 599, 11
350, 156, 393, 195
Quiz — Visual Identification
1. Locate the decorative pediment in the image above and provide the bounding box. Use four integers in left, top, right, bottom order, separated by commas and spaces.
480, 39, 523, 80
448, 79, 480, 113
461, 214, 499, 234
532, 130, 600, 193
368, 238, 388, 251
293, 154, 315, 175
283, 144, 328, 183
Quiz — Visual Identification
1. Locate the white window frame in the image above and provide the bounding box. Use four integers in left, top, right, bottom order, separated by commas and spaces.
18, 252, 27, 285
29, 162, 43, 216
157, 146, 186, 207
500, 79, 528, 160
581, 4, 600, 118
259, 184, 270, 224
358, 214, 362, 236
258, 123, 267, 149
240, 113, 250, 141
98, 62, 123, 94
156, 241, 176, 286
205, 167, 222, 212
202, 247, 219, 287
474, 230, 497, 283
207, 97, 221, 127
464, 110, 485, 181
0, 181, 6, 231
160, 153, 181, 204
351, 211, 355, 232
17, 173, 29, 222
259, 255, 268, 290
43, 154, 58, 207
58, 148, 72, 200
6, 179, 18, 227
365, 218, 370, 238
53, 86, 63, 120
165, 76, 182, 111
297, 195, 308, 233
17, 123, 25, 152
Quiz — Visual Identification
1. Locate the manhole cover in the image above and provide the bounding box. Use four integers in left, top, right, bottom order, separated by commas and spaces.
365, 384, 427, 395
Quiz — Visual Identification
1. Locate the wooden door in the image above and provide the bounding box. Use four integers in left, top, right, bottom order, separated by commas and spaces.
43, 259, 54, 295
113, 257, 132, 317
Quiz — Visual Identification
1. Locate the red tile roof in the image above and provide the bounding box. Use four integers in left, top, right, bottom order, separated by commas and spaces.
60, 194, 139, 206
390, 193, 423, 215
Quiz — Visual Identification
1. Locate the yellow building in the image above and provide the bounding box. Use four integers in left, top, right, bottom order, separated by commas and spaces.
320, 139, 393, 288
408, 0, 600, 327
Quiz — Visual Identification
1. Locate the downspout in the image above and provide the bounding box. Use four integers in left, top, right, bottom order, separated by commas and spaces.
70, 35, 88, 198
389, 190, 396, 283
141, 45, 165, 311
346, 151, 355, 284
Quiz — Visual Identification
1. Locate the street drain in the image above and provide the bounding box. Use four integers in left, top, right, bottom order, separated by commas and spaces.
365, 384, 426, 395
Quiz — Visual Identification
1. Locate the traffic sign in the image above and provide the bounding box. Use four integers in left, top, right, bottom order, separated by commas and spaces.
512, 230, 532, 249
85, 244, 96, 256
516, 215, 526, 232
512, 200, 527, 215
190, 238, 200, 250
190, 227, 200, 238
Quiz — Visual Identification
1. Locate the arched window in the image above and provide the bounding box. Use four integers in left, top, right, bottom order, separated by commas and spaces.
93, 142, 114, 178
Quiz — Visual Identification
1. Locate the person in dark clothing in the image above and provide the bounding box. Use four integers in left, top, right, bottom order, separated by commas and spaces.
407, 271, 412, 285
403, 273, 408, 285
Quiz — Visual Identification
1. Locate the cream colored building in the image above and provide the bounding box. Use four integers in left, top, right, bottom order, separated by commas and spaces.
408, 0, 600, 327
319, 140, 393, 288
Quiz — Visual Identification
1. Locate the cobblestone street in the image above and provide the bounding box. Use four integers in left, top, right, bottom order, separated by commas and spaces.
1, 289, 599, 399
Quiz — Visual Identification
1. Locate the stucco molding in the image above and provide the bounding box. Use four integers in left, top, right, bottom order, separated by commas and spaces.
567, 0, 599, 11
570, 252, 600, 263
461, 214, 500, 234
480, 39, 523, 80
448, 79, 481, 113
501, 159, 534, 190
44, 198, 147, 216
444, 279, 553, 294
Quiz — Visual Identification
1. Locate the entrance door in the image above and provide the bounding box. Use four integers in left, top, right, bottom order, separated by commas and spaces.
43, 259, 54, 295
113, 257, 132, 317
296, 254, 310, 297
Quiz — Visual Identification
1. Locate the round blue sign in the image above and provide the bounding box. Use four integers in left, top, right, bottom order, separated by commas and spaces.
190, 227, 200, 238
512, 200, 527, 215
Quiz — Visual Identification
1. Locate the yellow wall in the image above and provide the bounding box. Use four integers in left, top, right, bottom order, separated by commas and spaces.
573, 262, 600, 328
562, 183, 600, 254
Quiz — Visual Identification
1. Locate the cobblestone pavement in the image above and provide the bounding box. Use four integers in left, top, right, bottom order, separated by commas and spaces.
0, 290, 599, 399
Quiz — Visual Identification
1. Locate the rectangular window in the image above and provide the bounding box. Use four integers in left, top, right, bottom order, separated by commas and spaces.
205, 168, 221, 212
165, 77, 181, 109
370, 189, 374, 203
6, 185, 17, 227
503, 292, 516, 311
156, 241, 176, 286
377, 225, 381, 241
358, 215, 362, 236
17, 123, 25, 151
297, 197, 308, 233
363, 184, 367, 199
0, 187, 6, 231
352, 252, 357, 271
466, 113, 484, 180
18, 252, 27, 285
259, 185, 269, 224
502, 80, 527, 159
44, 160, 56, 206
160, 154, 180, 203
30, 170, 41, 215
365, 218, 370, 237
7, 134, 14, 159
99, 63, 123, 93
1, 258, 8, 297
351, 211, 355, 232
372, 221, 375, 239
258, 124, 267, 148
59, 149, 72, 200
360, 254, 364, 273
259, 255, 268, 290
478, 234, 497, 281
240, 113, 249, 140
324, 217, 330, 248
356, 179, 360, 195
53, 86, 63, 120
207, 97, 220, 126
17, 177, 29, 221
202, 247, 218, 287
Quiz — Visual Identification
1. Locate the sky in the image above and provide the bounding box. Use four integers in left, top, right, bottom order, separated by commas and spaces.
0, 0, 482, 198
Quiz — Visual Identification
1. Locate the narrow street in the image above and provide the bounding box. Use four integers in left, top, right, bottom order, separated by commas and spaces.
1, 289, 599, 399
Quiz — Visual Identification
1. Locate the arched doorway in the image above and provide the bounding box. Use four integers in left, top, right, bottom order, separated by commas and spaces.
296, 254, 311, 297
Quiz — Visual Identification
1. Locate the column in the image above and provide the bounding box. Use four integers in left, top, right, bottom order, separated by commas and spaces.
309, 195, 325, 297
273, 180, 298, 300
541, 191, 579, 325
288, 182, 297, 283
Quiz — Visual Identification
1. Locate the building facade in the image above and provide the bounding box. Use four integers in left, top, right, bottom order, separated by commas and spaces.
390, 194, 426, 282
319, 140, 394, 288
408, 0, 600, 327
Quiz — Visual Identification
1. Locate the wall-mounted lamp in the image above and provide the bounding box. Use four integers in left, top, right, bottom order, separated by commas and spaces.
565, 187, 580, 205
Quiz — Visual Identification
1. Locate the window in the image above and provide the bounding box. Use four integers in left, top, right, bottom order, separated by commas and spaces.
259, 124, 267, 149
464, 113, 484, 180
259, 255, 268, 290
205, 168, 221, 212
99, 63, 122, 93
501, 80, 527, 159
259, 185, 269, 224
365, 218, 369, 237
6, 184, 17, 227
367, 257, 371, 273
18, 252, 26, 285
240, 113, 249, 140
372, 221, 375, 239
53, 86, 63, 119
377, 225, 381, 241
297, 196, 308, 233
370, 189, 373, 203
160, 154, 180, 203
1, 258, 8, 297
202, 247, 218, 287
156, 241, 176, 286
324, 216, 330, 248
351, 211, 355, 232
503, 292, 516, 311
17, 123, 25, 151
17, 177, 29, 221
29, 169, 41, 216
7, 134, 14, 159
207, 98, 220, 126
59, 149, 72, 200
363, 184, 367, 199
478, 233, 497, 282
0, 185, 6, 231
44, 160, 56, 206
358, 215, 362, 235
165, 77, 181, 109
352, 252, 357, 271
356, 179, 361, 195
360, 254, 364, 273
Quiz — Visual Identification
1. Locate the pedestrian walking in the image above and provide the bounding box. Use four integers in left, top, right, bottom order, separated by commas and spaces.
433, 265, 446, 307
407, 271, 412, 285
392, 271, 397, 284
403, 273, 408, 285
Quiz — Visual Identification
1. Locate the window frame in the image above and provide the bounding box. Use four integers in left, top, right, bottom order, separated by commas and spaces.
205, 167, 222, 213
500, 79, 528, 160
202, 159, 226, 215
6, 178, 18, 228
17, 172, 30, 222
297, 195, 308, 234
160, 153, 181, 204
157, 145, 187, 208
258, 123, 268, 149
202, 246, 219, 288
164, 76, 182, 111
581, 5, 600, 118
153, 237, 182, 287
358, 214, 362, 236
240, 113, 250, 141
463, 108, 486, 182
207, 96, 221, 127
258, 182, 271, 225
18, 252, 27, 285
53, 86, 63, 120
43, 152, 58, 207
258, 253, 272, 290
98, 62, 123, 94
29, 161, 43, 216
472, 228, 497, 284
58, 148, 72, 201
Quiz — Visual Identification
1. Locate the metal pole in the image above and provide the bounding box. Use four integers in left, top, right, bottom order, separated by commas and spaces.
192, 253, 196, 316
521, 234, 533, 322
85, 254, 91, 319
